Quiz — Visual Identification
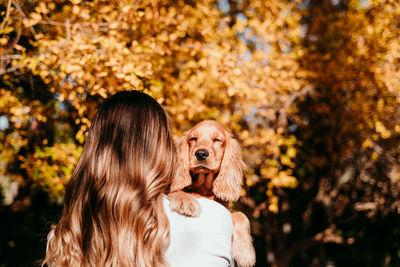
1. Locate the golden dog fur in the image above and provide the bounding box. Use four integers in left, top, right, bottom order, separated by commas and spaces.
168, 120, 256, 267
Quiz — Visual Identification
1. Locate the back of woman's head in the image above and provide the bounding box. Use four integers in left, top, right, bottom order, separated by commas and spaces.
43, 90, 175, 267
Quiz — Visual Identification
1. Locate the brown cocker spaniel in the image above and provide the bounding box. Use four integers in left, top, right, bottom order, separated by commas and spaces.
169, 120, 256, 267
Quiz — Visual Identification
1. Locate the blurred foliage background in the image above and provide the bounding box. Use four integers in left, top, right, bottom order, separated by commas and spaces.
0, 0, 400, 266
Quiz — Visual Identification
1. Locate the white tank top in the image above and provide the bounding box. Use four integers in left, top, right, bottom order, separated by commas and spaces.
163, 195, 235, 267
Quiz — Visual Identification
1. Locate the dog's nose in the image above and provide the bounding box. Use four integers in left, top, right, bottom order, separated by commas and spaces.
195, 149, 209, 161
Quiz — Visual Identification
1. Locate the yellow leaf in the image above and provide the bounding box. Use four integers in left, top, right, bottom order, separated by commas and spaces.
362, 138, 373, 149
268, 203, 278, 214
287, 147, 296, 158
30, 12, 42, 21
371, 151, 378, 161
375, 121, 391, 139
0, 37, 8, 45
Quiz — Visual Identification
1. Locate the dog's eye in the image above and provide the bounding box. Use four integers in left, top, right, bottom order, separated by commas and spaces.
189, 137, 197, 142
214, 138, 223, 143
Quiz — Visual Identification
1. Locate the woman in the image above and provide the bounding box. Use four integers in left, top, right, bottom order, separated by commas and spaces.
43, 90, 235, 267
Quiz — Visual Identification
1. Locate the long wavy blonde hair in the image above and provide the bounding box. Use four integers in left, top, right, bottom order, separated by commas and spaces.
43, 90, 176, 267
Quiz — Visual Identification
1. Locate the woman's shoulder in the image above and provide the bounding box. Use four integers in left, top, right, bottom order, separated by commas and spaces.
163, 194, 233, 232
195, 197, 232, 221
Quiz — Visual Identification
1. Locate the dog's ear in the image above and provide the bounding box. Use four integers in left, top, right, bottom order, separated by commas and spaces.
170, 135, 192, 192
212, 131, 246, 201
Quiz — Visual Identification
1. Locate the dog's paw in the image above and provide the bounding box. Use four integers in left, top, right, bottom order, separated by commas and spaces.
232, 239, 256, 267
231, 212, 256, 267
168, 191, 201, 217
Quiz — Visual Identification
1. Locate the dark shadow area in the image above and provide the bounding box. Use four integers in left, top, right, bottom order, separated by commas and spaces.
0, 188, 62, 267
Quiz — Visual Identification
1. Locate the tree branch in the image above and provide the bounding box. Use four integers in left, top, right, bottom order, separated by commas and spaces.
12, 0, 36, 36
0, 65, 20, 75
0, 55, 23, 60
0, 0, 12, 34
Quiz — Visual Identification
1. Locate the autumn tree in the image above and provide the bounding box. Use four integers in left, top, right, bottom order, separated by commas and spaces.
252, 1, 400, 266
